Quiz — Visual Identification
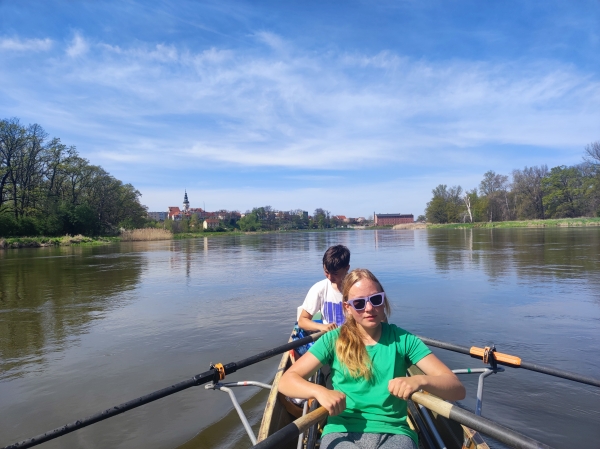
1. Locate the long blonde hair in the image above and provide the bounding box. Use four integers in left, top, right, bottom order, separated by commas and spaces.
336, 269, 392, 380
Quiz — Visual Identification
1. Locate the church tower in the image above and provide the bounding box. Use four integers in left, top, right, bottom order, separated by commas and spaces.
183, 190, 190, 213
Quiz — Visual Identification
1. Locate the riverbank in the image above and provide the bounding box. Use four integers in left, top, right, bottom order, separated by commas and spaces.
0, 227, 354, 249
0, 235, 120, 249
6, 218, 598, 249
427, 217, 600, 229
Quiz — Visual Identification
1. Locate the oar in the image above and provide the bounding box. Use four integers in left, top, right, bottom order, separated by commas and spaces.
253, 406, 328, 449
411, 391, 554, 449
252, 395, 555, 449
417, 335, 600, 388
1, 330, 326, 449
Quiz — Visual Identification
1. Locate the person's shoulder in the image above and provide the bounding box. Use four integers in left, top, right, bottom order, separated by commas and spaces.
324, 326, 341, 339
319, 327, 341, 344
311, 327, 340, 351
384, 323, 415, 340
308, 278, 329, 292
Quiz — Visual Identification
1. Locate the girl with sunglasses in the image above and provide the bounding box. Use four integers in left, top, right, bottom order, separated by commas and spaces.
279, 268, 465, 449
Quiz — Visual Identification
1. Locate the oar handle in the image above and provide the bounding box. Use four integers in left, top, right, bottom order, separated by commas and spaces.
253, 407, 328, 449
411, 392, 554, 449
295, 406, 328, 433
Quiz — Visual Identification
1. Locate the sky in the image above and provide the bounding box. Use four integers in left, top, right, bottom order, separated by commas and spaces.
1, 0, 599, 217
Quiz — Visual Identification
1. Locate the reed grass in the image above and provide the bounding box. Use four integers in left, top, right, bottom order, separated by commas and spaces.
120, 228, 173, 241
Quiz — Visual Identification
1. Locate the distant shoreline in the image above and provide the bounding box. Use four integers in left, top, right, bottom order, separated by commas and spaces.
426, 217, 600, 229
3, 218, 600, 249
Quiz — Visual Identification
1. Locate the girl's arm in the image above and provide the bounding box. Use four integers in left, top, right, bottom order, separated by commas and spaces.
388, 353, 466, 401
279, 352, 347, 416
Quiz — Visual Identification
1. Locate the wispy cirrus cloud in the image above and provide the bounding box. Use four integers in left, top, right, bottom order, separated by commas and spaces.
32, 35, 597, 169
1, 27, 599, 213
0, 37, 53, 51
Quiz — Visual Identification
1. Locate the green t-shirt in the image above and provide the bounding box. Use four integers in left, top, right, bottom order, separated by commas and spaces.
308, 323, 431, 444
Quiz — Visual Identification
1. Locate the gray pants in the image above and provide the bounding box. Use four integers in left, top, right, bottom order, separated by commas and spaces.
320, 432, 417, 449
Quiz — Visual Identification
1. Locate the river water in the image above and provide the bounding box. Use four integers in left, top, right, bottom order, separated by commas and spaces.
0, 229, 599, 449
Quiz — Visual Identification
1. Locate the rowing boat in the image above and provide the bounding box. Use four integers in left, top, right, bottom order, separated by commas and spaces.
256, 328, 489, 449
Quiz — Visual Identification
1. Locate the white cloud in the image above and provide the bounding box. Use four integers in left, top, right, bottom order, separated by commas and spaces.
0, 37, 52, 51
3, 32, 599, 176
66, 32, 89, 57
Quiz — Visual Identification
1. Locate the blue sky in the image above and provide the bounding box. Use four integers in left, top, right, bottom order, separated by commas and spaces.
1, 0, 599, 216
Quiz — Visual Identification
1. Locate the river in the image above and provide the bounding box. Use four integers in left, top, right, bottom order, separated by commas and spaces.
0, 229, 599, 449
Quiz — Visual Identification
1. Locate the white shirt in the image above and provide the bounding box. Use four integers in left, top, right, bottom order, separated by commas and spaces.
300, 279, 345, 326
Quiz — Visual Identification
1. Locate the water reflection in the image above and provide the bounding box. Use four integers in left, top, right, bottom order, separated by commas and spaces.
0, 245, 144, 379
373, 229, 415, 249
427, 228, 600, 287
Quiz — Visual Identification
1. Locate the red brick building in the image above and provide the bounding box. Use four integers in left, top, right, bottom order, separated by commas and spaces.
374, 213, 414, 226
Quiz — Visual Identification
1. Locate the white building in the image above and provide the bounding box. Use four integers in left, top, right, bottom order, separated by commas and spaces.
148, 211, 168, 221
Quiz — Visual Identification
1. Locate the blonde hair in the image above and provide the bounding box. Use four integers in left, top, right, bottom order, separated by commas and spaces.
336, 269, 392, 380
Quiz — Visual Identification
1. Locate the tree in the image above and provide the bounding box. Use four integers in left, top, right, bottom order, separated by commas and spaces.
463, 190, 473, 223
479, 171, 510, 221
583, 142, 600, 216
512, 165, 548, 219
584, 141, 600, 165
238, 212, 260, 231
425, 184, 464, 223
542, 165, 589, 218
0, 117, 149, 237
312, 208, 331, 229
426, 195, 448, 223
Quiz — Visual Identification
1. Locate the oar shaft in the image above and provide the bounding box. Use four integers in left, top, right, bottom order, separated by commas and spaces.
2, 330, 326, 449
417, 335, 600, 388
412, 392, 554, 449
253, 407, 328, 449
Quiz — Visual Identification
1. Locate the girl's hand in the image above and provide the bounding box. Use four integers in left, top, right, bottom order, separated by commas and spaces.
315, 389, 346, 416
319, 322, 338, 332
388, 376, 423, 401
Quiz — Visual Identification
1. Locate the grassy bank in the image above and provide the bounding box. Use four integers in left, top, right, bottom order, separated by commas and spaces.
427, 217, 600, 229
0, 234, 120, 249
1, 228, 173, 249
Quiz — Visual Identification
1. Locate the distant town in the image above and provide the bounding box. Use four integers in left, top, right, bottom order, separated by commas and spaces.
147, 191, 414, 232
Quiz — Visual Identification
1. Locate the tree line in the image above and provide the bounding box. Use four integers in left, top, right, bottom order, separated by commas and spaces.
0, 118, 148, 237
156, 206, 344, 233
237, 207, 340, 231
424, 142, 600, 224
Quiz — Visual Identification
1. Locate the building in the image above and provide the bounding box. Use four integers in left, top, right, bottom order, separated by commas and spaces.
147, 211, 168, 221
374, 213, 414, 226
168, 191, 205, 220
203, 218, 220, 229
168, 206, 181, 220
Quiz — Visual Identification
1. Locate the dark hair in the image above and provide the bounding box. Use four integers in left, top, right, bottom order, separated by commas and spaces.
322, 245, 350, 273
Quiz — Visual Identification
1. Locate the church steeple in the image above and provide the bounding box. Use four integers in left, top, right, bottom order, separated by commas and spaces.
183, 190, 190, 212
